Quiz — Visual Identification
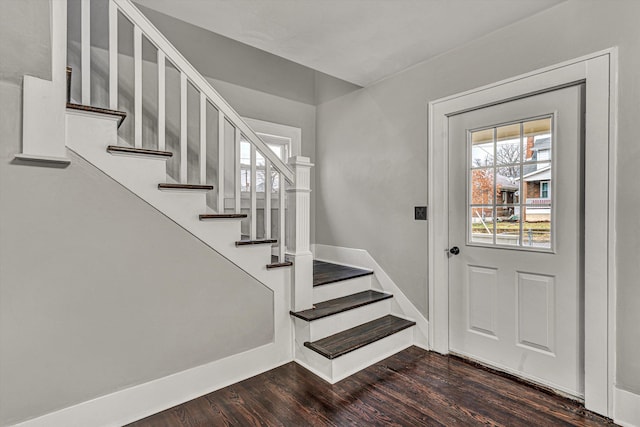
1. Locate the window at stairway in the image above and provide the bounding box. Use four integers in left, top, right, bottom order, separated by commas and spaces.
240, 133, 290, 193
468, 116, 553, 250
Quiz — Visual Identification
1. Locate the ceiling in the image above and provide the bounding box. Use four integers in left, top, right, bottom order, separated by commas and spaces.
134, 0, 565, 87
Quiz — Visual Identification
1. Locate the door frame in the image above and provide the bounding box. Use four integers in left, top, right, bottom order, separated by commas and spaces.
427, 49, 618, 417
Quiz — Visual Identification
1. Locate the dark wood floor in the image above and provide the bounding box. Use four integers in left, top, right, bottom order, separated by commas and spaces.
127, 346, 614, 427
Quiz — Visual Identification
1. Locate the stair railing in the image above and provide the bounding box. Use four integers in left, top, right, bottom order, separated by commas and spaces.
72, 0, 300, 263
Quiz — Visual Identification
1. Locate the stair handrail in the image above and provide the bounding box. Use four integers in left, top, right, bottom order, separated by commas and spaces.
109, 0, 294, 183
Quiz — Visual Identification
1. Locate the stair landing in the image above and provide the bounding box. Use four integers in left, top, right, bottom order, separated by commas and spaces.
313, 260, 373, 287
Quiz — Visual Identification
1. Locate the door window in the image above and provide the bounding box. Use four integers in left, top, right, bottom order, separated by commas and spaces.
468, 116, 553, 250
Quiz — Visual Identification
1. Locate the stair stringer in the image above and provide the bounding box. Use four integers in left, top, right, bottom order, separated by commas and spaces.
14, 108, 300, 427
65, 108, 292, 310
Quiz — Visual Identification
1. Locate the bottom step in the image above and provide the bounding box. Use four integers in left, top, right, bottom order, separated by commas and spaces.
304, 315, 415, 360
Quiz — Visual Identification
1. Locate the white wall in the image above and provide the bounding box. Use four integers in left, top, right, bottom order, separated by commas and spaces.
315, 0, 640, 395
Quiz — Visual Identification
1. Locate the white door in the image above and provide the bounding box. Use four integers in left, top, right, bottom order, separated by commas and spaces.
448, 84, 584, 397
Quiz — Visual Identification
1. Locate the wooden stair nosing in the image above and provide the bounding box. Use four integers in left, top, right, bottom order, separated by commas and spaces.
267, 261, 293, 269
199, 214, 248, 220
290, 290, 393, 322
67, 103, 127, 128
158, 183, 214, 191
313, 260, 374, 287
303, 315, 415, 360
107, 145, 173, 159
235, 239, 277, 246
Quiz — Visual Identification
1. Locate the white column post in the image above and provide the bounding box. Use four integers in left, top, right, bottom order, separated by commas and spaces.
286, 156, 314, 311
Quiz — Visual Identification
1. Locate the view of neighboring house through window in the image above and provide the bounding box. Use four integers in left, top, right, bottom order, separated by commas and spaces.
469, 116, 553, 250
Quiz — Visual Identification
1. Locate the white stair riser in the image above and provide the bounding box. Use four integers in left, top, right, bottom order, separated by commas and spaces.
293, 298, 392, 342
313, 275, 372, 303
332, 326, 413, 382
294, 325, 415, 384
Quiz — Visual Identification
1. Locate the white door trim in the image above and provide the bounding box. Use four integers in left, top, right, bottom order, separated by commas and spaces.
427, 48, 618, 417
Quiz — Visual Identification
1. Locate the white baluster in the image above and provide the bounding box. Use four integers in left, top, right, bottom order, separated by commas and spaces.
157, 51, 165, 151
180, 72, 187, 183
108, 0, 118, 110
264, 160, 272, 239
199, 92, 207, 185
234, 127, 241, 214
92, 0, 294, 183
134, 26, 142, 148
250, 145, 257, 240
279, 171, 286, 262
217, 110, 225, 212
81, 0, 90, 105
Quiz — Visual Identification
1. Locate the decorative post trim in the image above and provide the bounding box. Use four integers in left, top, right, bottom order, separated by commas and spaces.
286, 156, 314, 311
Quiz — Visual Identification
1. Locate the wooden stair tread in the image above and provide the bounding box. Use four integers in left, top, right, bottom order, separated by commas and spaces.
158, 183, 214, 191
107, 145, 173, 158
304, 315, 415, 360
267, 261, 293, 269
291, 290, 392, 321
67, 103, 127, 127
199, 214, 247, 219
235, 239, 277, 246
313, 260, 373, 287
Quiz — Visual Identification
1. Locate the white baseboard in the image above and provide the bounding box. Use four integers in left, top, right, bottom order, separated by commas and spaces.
12, 342, 291, 427
614, 386, 640, 427
312, 244, 429, 348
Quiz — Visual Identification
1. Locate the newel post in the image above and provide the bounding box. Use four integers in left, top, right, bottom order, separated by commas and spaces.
286, 156, 314, 311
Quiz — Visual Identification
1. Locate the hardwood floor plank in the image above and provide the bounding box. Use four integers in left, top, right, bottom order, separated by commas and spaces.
127, 347, 616, 427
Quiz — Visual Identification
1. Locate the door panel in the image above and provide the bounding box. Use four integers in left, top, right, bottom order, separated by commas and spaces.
448, 85, 584, 397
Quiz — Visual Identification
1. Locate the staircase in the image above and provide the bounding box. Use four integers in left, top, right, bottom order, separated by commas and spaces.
293, 260, 416, 383
64, 0, 420, 389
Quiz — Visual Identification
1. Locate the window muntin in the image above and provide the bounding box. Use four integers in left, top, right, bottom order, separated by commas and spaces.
468, 116, 553, 251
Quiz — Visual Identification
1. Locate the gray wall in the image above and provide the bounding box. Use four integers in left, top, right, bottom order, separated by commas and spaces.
315, 0, 640, 394
132, 2, 360, 106
0, 2, 273, 425
0, 0, 51, 83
